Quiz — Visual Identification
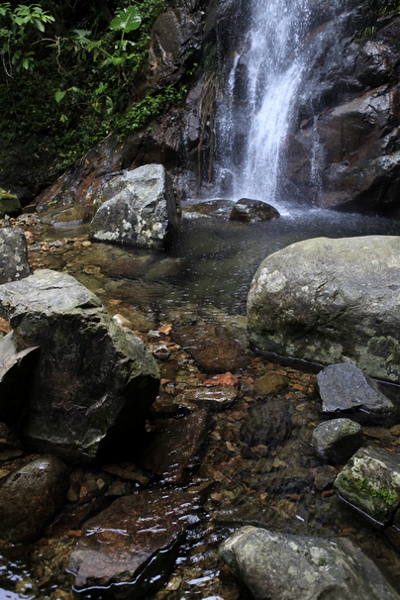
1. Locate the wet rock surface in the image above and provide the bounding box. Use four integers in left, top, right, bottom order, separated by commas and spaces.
229, 198, 280, 222
90, 164, 181, 249
319, 362, 394, 419
334, 446, 400, 525
220, 526, 400, 600
0, 455, 68, 543
68, 489, 201, 597
0, 228, 30, 284
247, 236, 400, 381
0, 269, 160, 462
312, 418, 363, 464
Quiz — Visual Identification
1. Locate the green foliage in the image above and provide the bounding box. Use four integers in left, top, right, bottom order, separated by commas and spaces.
0, 0, 193, 178
0, 3, 54, 74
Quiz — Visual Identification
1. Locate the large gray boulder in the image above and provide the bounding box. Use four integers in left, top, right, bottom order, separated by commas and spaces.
90, 164, 181, 249
220, 526, 399, 600
247, 236, 400, 381
0, 270, 160, 462
0, 229, 30, 284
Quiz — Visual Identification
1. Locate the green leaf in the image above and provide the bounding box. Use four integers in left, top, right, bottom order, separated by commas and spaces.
110, 7, 141, 33
55, 89, 66, 103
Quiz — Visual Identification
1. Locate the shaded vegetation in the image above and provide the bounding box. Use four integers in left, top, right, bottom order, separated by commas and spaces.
0, 0, 190, 191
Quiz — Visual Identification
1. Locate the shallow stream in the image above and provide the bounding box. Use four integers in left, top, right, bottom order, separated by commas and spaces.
2, 204, 400, 599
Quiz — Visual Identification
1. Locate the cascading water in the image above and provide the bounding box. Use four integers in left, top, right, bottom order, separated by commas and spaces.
213, 0, 315, 207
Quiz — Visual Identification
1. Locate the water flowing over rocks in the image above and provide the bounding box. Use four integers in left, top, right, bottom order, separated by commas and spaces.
312, 418, 363, 464
219, 526, 400, 600
229, 198, 280, 223
0, 269, 160, 462
318, 362, 394, 419
68, 489, 201, 598
90, 164, 181, 249
0, 455, 68, 543
0, 229, 30, 284
247, 235, 400, 381
334, 446, 400, 525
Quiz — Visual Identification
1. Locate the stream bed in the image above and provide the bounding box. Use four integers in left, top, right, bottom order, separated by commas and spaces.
1, 204, 400, 599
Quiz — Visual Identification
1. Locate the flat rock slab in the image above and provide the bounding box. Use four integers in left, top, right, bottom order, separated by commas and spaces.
172, 323, 247, 374
318, 362, 394, 418
174, 386, 238, 412
0, 229, 30, 284
0, 269, 159, 462
220, 526, 399, 600
229, 198, 280, 222
247, 236, 400, 381
312, 418, 363, 464
334, 446, 400, 525
0, 455, 68, 542
90, 164, 181, 249
138, 410, 211, 483
68, 489, 200, 597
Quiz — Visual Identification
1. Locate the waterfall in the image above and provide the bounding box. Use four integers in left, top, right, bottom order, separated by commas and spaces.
212, 0, 315, 207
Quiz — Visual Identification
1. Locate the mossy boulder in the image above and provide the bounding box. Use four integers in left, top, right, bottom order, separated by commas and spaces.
0, 188, 21, 218
334, 446, 400, 525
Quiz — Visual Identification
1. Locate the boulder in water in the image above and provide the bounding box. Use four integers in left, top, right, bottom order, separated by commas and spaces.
334, 446, 400, 525
229, 198, 280, 222
0, 188, 21, 218
219, 526, 399, 600
312, 418, 363, 464
247, 236, 400, 381
0, 229, 30, 284
90, 163, 181, 249
0, 269, 160, 462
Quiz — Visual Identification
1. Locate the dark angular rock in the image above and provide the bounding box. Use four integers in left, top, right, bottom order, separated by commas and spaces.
0, 229, 30, 284
0, 455, 68, 542
229, 198, 280, 222
0, 189, 21, 218
68, 489, 201, 598
318, 363, 393, 417
0, 269, 160, 462
219, 526, 399, 600
312, 418, 363, 464
334, 446, 400, 525
138, 410, 212, 483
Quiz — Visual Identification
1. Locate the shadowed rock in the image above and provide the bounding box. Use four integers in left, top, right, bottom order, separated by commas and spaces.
0, 229, 30, 284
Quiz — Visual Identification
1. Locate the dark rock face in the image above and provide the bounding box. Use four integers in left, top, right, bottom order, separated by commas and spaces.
68, 489, 201, 597
0, 229, 30, 284
318, 363, 394, 417
312, 418, 363, 464
247, 236, 400, 381
284, 7, 400, 214
138, 410, 211, 484
229, 198, 280, 222
334, 446, 400, 525
90, 164, 181, 249
219, 526, 399, 600
0, 269, 160, 462
0, 190, 21, 218
0, 455, 68, 543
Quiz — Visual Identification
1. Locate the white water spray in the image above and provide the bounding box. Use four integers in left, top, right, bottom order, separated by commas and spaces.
214, 0, 313, 206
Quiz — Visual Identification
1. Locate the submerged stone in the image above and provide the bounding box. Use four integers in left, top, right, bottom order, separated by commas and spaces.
68, 489, 200, 598
334, 446, 400, 525
219, 526, 399, 600
0, 455, 68, 543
